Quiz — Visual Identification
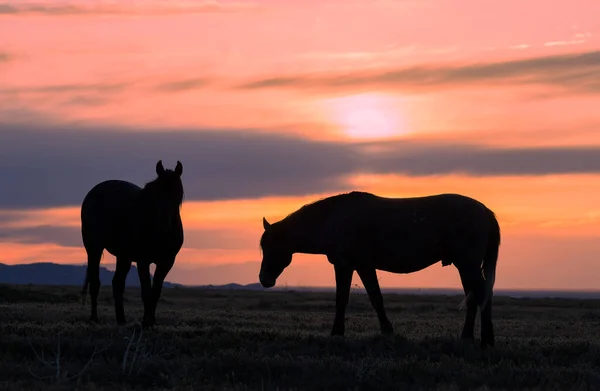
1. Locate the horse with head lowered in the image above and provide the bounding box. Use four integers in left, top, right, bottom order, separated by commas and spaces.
259, 191, 500, 348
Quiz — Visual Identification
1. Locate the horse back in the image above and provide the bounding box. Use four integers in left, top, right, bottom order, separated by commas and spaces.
81, 180, 183, 259
321, 193, 493, 271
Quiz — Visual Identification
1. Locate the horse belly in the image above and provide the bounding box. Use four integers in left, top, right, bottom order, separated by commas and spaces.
372, 246, 441, 274
368, 228, 443, 273
376, 256, 441, 274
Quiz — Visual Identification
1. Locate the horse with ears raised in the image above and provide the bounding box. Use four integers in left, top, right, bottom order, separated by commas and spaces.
81, 160, 184, 328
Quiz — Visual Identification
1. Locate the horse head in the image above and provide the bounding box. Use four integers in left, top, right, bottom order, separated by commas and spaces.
142, 160, 184, 233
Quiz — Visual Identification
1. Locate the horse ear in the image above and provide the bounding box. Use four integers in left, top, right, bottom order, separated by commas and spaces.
263, 217, 271, 230
156, 160, 165, 176
175, 161, 183, 177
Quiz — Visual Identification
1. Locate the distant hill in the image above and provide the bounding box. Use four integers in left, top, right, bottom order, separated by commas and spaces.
196, 282, 267, 291
2, 263, 600, 300
0, 262, 181, 288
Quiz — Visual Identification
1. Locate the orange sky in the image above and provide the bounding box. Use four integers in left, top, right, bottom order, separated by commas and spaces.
1, 0, 600, 290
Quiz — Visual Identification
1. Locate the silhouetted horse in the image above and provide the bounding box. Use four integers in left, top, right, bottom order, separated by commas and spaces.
81, 160, 184, 328
259, 192, 501, 348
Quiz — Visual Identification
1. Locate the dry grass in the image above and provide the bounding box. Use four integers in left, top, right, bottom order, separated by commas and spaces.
1, 284, 600, 390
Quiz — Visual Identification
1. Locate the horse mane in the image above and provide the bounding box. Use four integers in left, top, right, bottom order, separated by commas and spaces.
281, 191, 370, 226
141, 171, 185, 208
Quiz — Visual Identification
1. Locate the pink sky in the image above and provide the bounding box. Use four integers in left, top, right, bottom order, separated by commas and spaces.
1, 0, 600, 290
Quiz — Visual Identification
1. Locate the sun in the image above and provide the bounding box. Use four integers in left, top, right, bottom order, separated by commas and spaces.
326, 93, 409, 140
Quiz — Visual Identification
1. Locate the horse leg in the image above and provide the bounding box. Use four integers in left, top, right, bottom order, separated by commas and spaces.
142, 259, 175, 327
136, 262, 153, 328
85, 248, 102, 323
145, 259, 175, 328
356, 268, 393, 334
112, 257, 132, 325
330, 263, 354, 336
458, 269, 478, 341
480, 294, 494, 348
458, 264, 493, 348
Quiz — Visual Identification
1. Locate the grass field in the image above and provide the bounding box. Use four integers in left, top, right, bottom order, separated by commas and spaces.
1, 284, 600, 390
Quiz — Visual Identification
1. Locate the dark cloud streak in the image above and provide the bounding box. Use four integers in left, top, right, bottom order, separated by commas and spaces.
0, 224, 258, 251
0, 225, 82, 248
0, 124, 599, 209
238, 50, 600, 94
365, 142, 600, 177
0, 125, 356, 208
0, 51, 12, 62
0, 83, 129, 95
153, 78, 211, 93
0, 2, 260, 16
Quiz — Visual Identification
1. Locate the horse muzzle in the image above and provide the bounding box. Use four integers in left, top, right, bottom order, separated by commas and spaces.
259, 272, 275, 288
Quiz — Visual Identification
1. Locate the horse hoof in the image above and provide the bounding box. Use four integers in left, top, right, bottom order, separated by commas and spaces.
89, 317, 99, 324
480, 339, 495, 349
330, 329, 345, 337
142, 319, 155, 329
381, 322, 394, 335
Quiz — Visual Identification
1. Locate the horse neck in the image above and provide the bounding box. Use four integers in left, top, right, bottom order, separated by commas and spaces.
135, 188, 155, 210
135, 188, 180, 215
280, 214, 324, 255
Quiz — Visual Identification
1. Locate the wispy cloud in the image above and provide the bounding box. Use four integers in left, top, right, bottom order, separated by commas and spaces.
0, 82, 130, 110
543, 32, 592, 47
0, 51, 12, 62
59, 95, 109, 107
238, 50, 600, 95
544, 39, 585, 47
0, 77, 213, 104
153, 78, 211, 93
0, 1, 261, 16
0, 82, 129, 95
324, 0, 434, 10
509, 44, 530, 50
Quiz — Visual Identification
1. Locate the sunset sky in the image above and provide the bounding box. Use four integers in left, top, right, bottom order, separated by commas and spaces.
1, 0, 600, 290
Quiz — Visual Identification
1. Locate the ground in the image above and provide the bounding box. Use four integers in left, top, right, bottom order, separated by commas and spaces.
1, 284, 600, 390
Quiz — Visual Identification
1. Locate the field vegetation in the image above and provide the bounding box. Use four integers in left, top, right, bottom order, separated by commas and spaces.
1, 284, 600, 390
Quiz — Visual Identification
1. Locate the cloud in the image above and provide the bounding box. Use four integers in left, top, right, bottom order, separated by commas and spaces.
0, 78, 214, 103
238, 50, 600, 94
0, 84, 127, 114
362, 141, 600, 177
0, 223, 258, 251
59, 95, 109, 107
1, 124, 600, 209
0, 225, 82, 247
0, 124, 356, 208
0, 106, 61, 126
0, 82, 129, 95
153, 78, 211, 93
544, 39, 585, 47
0, 51, 12, 62
0, 1, 261, 16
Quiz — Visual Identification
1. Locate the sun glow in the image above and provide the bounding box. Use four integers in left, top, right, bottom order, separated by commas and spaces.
326, 94, 409, 140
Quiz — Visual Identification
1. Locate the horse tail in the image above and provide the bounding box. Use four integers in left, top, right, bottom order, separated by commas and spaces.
480, 208, 500, 310
458, 207, 500, 311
